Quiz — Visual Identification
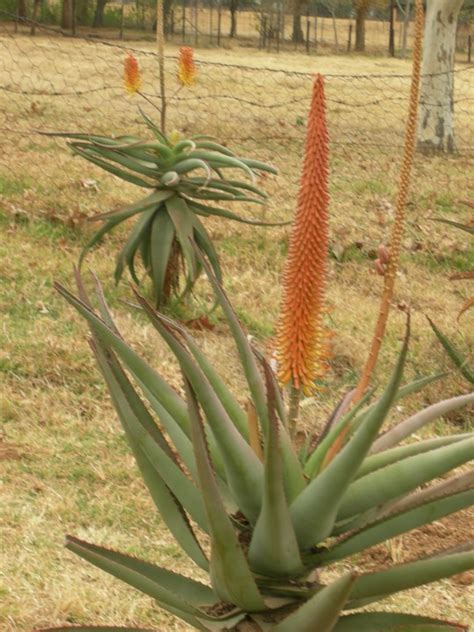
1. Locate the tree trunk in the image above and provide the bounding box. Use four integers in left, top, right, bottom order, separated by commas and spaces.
331, 11, 338, 50
17, 0, 27, 18
355, 3, 367, 51
229, 0, 238, 37
92, 0, 107, 27
291, 0, 305, 43
401, 0, 412, 58
417, 0, 464, 153
61, 0, 74, 28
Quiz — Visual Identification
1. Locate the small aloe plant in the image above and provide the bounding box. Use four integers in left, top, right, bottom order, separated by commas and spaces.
52, 111, 281, 309
41, 262, 474, 632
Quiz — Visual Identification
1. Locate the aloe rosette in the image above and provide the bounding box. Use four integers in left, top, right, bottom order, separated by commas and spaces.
53, 111, 281, 307
40, 259, 474, 632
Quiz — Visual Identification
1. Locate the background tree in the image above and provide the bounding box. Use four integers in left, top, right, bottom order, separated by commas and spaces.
353, 0, 385, 51
17, 0, 27, 19
417, 0, 464, 152
61, 0, 74, 28
92, 0, 110, 27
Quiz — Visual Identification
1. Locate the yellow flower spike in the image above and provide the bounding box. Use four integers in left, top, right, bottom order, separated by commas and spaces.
276, 74, 330, 413
168, 130, 181, 146
177, 47, 197, 87
124, 53, 141, 95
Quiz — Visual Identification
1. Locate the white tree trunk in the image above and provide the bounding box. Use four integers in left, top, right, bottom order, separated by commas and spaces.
417, 0, 464, 153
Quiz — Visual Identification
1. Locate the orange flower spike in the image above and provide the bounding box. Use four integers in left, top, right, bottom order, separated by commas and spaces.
276, 74, 330, 396
178, 47, 197, 87
124, 53, 141, 94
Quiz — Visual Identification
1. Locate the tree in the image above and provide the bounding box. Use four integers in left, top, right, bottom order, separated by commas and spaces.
61, 0, 74, 28
229, 0, 239, 36
417, 0, 464, 152
17, 0, 27, 19
92, 0, 109, 27
353, 0, 385, 52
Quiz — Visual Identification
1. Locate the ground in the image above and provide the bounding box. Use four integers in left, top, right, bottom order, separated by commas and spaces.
0, 31, 473, 631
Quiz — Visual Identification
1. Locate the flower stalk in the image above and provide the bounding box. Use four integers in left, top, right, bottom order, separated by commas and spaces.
276, 74, 330, 435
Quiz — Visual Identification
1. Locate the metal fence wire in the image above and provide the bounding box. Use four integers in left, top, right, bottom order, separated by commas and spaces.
0, 20, 473, 235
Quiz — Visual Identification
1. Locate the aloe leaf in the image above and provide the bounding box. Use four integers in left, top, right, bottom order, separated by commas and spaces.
187, 151, 255, 179
76, 144, 159, 178
430, 217, 474, 235
95, 343, 209, 534
376, 470, 474, 520
138, 107, 170, 146
304, 388, 374, 478
271, 574, 356, 632
157, 316, 249, 441
337, 436, 474, 521
372, 392, 474, 453
291, 326, 409, 548
347, 550, 474, 609
135, 300, 263, 522
427, 318, 474, 384
36, 628, 158, 632
187, 199, 288, 226
165, 196, 198, 282
79, 218, 123, 267
186, 176, 267, 198
333, 612, 468, 631
239, 157, 278, 174
194, 140, 236, 156
184, 380, 266, 611
55, 284, 191, 435
174, 158, 212, 179
357, 433, 473, 479
71, 146, 155, 188
248, 363, 303, 577
115, 208, 157, 285
396, 372, 447, 399
149, 209, 176, 307
196, 251, 305, 501
92, 191, 173, 222
315, 489, 474, 565
192, 216, 223, 284
65, 536, 214, 629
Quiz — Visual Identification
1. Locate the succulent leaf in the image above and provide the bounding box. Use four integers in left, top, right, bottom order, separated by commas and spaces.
333, 613, 468, 631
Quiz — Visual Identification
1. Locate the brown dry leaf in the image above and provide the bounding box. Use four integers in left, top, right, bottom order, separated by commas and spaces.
457, 296, 474, 321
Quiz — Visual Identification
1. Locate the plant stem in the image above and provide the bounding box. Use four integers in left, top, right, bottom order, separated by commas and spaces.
288, 385, 301, 439
156, 0, 166, 133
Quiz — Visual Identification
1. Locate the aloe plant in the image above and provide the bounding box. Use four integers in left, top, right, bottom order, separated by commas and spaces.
40, 260, 474, 632
51, 111, 281, 308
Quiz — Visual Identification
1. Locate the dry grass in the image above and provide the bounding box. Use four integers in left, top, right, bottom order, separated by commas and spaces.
0, 33, 473, 631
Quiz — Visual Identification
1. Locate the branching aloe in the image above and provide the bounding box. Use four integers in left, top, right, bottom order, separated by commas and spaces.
39, 262, 474, 632
49, 111, 281, 308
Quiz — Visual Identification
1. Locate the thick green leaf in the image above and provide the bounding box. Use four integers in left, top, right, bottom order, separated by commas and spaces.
90, 342, 209, 569
372, 392, 474, 453
271, 574, 356, 632
347, 550, 474, 609
291, 326, 409, 548
337, 436, 474, 521
135, 301, 263, 522
357, 433, 473, 479
187, 151, 255, 179
334, 612, 467, 631
115, 207, 157, 285
71, 146, 154, 188
92, 190, 172, 222
304, 388, 374, 478
428, 318, 474, 384
157, 316, 249, 441
55, 284, 190, 435
315, 489, 474, 565
139, 107, 170, 146
196, 251, 305, 501
149, 209, 176, 307
184, 380, 266, 611
248, 363, 303, 577
192, 215, 223, 284
66, 536, 214, 629
165, 196, 198, 284
194, 140, 236, 156
185, 176, 267, 198
187, 199, 290, 226
76, 144, 160, 178
37, 628, 158, 632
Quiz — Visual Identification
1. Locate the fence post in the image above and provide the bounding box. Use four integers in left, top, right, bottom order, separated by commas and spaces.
468, 35, 472, 64
347, 22, 352, 52
262, 14, 267, 49
194, 0, 198, 46
217, 2, 221, 45
182, 4, 186, 43
314, 13, 317, 51
305, 10, 310, 54
30, 0, 40, 35
209, 1, 213, 44
119, 0, 125, 40
388, 0, 395, 57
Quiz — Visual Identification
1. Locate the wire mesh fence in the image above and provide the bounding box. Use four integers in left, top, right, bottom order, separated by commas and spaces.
0, 21, 473, 247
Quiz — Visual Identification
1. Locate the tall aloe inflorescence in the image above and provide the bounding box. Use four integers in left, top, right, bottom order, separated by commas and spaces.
276, 75, 330, 430
40, 259, 474, 632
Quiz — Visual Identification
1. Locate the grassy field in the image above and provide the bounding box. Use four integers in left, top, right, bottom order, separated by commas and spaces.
0, 34, 473, 631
